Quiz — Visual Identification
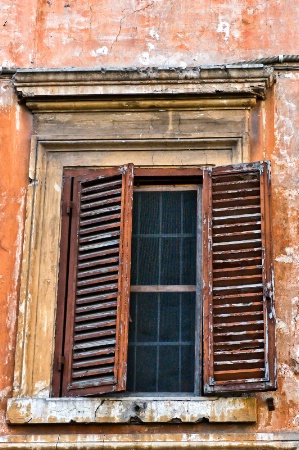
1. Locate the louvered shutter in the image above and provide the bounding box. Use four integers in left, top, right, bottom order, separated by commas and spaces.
203, 161, 276, 394
60, 165, 134, 396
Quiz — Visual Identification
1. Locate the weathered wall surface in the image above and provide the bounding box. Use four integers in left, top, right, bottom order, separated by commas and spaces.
1, 0, 299, 446
1, 0, 299, 68
0, 80, 31, 434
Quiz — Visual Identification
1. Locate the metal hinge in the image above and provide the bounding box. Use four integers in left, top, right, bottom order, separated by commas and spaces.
58, 355, 66, 371
63, 200, 74, 216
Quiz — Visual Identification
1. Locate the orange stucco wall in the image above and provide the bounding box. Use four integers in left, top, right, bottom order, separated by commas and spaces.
1, 0, 299, 68
1, 0, 299, 443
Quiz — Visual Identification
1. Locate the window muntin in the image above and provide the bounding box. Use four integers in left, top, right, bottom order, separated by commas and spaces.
127, 186, 201, 394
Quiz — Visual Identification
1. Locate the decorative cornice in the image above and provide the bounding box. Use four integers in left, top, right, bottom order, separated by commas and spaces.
13, 66, 275, 107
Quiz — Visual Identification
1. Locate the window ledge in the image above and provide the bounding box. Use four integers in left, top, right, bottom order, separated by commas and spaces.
7, 397, 256, 424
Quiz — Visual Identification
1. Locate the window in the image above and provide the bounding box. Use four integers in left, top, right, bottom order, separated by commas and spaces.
52, 161, 275, 397
128, 182, 201, 394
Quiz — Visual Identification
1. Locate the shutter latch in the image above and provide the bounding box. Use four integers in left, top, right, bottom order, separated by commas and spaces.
58, 355, 66, 371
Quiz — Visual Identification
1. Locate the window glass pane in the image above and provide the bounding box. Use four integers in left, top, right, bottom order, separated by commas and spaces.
160, 238, 181, 284
127, 292, 196, 393
131, 190, 197, 286
159, 293, 180, 342
159, 346, 180, 392
161, 192, 181, 234
131, 237, 160, 284
183, 190, 198, 234
127, 346, 157, 392
139, 192, 160, 235
182, 237, 196, 284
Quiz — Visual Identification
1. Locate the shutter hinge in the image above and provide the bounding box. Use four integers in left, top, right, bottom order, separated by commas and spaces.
58, 355, 65, 371
63, 200, 74, 216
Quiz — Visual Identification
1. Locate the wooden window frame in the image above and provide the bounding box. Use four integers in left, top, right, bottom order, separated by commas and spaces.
52, 163, 276, 398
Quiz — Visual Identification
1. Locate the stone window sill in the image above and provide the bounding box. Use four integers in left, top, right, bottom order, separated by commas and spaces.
6, 397, 256, 424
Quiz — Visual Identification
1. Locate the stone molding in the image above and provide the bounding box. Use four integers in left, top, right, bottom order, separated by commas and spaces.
13, 66, 275, 102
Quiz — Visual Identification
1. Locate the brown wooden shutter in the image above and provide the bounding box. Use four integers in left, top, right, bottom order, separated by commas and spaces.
55, 165, 134, 397
203, 161, 276, 394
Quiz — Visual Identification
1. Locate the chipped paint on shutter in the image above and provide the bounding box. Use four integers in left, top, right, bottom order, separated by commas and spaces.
203, 161, 276, 394
60, 165, 134, 396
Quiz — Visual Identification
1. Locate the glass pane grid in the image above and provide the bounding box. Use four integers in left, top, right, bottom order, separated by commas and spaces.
128, 188, 198, 394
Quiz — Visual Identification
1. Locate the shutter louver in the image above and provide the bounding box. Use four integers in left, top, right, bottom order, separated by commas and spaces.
203, 161, 276, 394
61, 165, 134, 396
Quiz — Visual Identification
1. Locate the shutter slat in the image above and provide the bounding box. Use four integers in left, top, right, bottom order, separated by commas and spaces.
77, 274, 119, 287
73, 356, 115, 369
79, 230, 120, 244
74, 329, 116, 342
80, 213, 121, 227
73, 338, 116, 350
212, 195, 261, 207
76, 292, 118, 305
77, 265, 119, 278
214, 368, 265, 382
70, 376, 115, 389
213, 257, 262, 269
74, 319, 117, 332
80, 195, 122, 210
77, 281, 118, 295
72, 365, 115, 378
80, 204, 121, 218
76, 300, 118, 314
213, 213, 261, 223
78, 256, 119, 270
73, 347, 115, 359
79, 239, 120, 252
203, 161, 276, 394
80, 223, 120, 238
78, 247, 119, 261
81, 178, 122, 194
61, 165, 134, 396
75, 309, 117, 322
212, 179, 260, 192
212, 187, 260, 199
81, 187, 122, 202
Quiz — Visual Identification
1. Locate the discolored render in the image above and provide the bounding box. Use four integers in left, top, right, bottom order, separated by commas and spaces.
1, 0, 299, 68
0, 0, 299, 448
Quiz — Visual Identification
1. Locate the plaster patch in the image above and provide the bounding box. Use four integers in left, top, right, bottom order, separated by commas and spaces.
139, 51, 150, 65
15, 103, 20, 131
34, 381, 50, 398
277, 362, 294, 378
275, 247, 299, 265
216, 18, 230, 41
54, 182, 61, 193
90, 46, 109, 57
276, 318, 288, 333
149, 28, 160, 40
283, 73, 299, 80
0, 386, 10, 400
292, 296, 299, 306
0, 82, 12, 108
